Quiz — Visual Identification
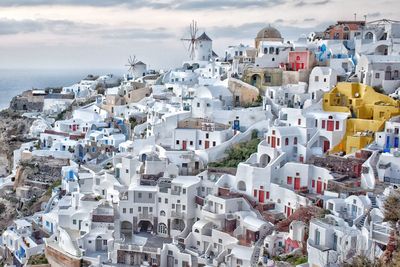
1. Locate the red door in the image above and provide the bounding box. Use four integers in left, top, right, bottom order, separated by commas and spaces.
271, 137, 276, 148
316, 180, 322, 194
259, 190, 264, 203
327, 120, 334, 131
296, 63, 301, 70
182, 141, 187, 150
286, 206, 291, 217
323, 140, 330, 153
204, 141, 209, 149
294, 178, 300, 190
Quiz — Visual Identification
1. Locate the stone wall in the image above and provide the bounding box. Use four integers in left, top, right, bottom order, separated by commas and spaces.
45, 245, 81, 267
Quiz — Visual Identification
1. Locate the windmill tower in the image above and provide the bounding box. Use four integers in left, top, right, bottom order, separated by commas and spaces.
181, 20, 199, 60
125, 55, 147, 79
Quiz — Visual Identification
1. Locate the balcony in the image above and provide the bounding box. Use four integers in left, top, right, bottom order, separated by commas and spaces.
171, 211, 186, 219
138, 213, 153, 221
195, 195, 205, 206
371, 222, 392, 245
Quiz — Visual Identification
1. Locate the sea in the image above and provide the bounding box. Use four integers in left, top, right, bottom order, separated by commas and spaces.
0, 68, 125, 110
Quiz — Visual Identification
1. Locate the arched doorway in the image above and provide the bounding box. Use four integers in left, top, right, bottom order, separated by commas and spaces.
237, 181, 246, 191
95, 235, 105, 251
259, 154, 271, 167
138, 220, 153, 232
120, 221, 133, 240
158, 223, 167, 235
251, 74, 261, 87
375, 44, 389, 56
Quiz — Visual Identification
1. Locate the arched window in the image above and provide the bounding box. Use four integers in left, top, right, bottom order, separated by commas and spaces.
365, 32, 373, 40
269, 47, 275, 54
296, 56, 301, 61
263, 47, 268, 54
285, 138, 289, 146
160, 210, 166, 216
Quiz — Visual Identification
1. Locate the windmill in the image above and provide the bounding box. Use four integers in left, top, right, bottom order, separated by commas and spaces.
181, 20, 198, 60
125, 55, 138, 77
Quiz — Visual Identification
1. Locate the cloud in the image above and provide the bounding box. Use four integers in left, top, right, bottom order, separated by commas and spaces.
101, 27, 175, 40
208, 20, 334, 40
0, 18, 93, 35
367, 12, 382, 19
0, 0, 288, 10
0, 18, 175, 40
294, 0, 331, 7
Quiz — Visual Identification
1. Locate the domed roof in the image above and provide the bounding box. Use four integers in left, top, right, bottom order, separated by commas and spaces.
256, 26, 282, 39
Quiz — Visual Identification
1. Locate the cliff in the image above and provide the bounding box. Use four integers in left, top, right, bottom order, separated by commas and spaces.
0, 109, 34, 177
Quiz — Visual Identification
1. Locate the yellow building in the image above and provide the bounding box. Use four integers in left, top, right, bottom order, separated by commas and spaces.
323, 82, 400, 154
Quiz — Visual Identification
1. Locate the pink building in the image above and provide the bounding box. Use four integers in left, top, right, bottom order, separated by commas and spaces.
288, 51, 315, 71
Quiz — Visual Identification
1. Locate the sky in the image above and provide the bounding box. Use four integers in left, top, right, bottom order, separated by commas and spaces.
0, 0, 399, 71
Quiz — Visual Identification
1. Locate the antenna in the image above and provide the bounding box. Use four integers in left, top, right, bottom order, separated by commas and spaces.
181, 20, 199, 60
125, 55, 137, 77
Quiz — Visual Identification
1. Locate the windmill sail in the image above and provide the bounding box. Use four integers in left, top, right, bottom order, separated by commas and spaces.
181, 20, 198, 60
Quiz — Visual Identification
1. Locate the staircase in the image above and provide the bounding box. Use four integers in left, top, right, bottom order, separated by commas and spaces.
356, 195, 378, 229
356, 212, 369, 229
370, 195, 378, 208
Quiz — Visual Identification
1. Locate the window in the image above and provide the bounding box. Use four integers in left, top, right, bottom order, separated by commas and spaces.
277, 138, 280, 146
138, 193, 142, 198
269, 47, 274, 54
165, 199, 168, 204
322, 120, 326, 129
176, 140, 180, 145
285, 138, 289, 146
150, 207, 153, 212
73, 219, 77, 225
335, 121, 339, 130
219, 238, 223, 243
294, 137, 297, 145
287, 176, 293, 184
213, 141, 216, 146
206, 133, 209, 139
298, 119, 301, 125
375, 73, 380, 79
265, 75, 272, 83
312, 180, 315, 188
130, 208, 133, 213
172, 204, 175, 208
264, 47, 268, 54
160, 210, 166, 216
158, 197, 161, 203
199, 140, 202, 145
138, 207, 141, 212
103, 240, 107, 245
314, 76, 319, 82
149, 193, 152, 198
126, 169, 129, 174
315, 229, 321, 245
197, 102, 200, 108
123, 208, 126, 213
190, 141, 193, 145
183, 188, 186, 194
183, 205, 186, 210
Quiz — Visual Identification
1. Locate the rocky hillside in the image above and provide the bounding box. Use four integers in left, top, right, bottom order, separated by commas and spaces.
0, 109, 34, 176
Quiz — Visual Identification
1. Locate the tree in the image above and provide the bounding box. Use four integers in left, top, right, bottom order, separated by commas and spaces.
384, 192, 400, 225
